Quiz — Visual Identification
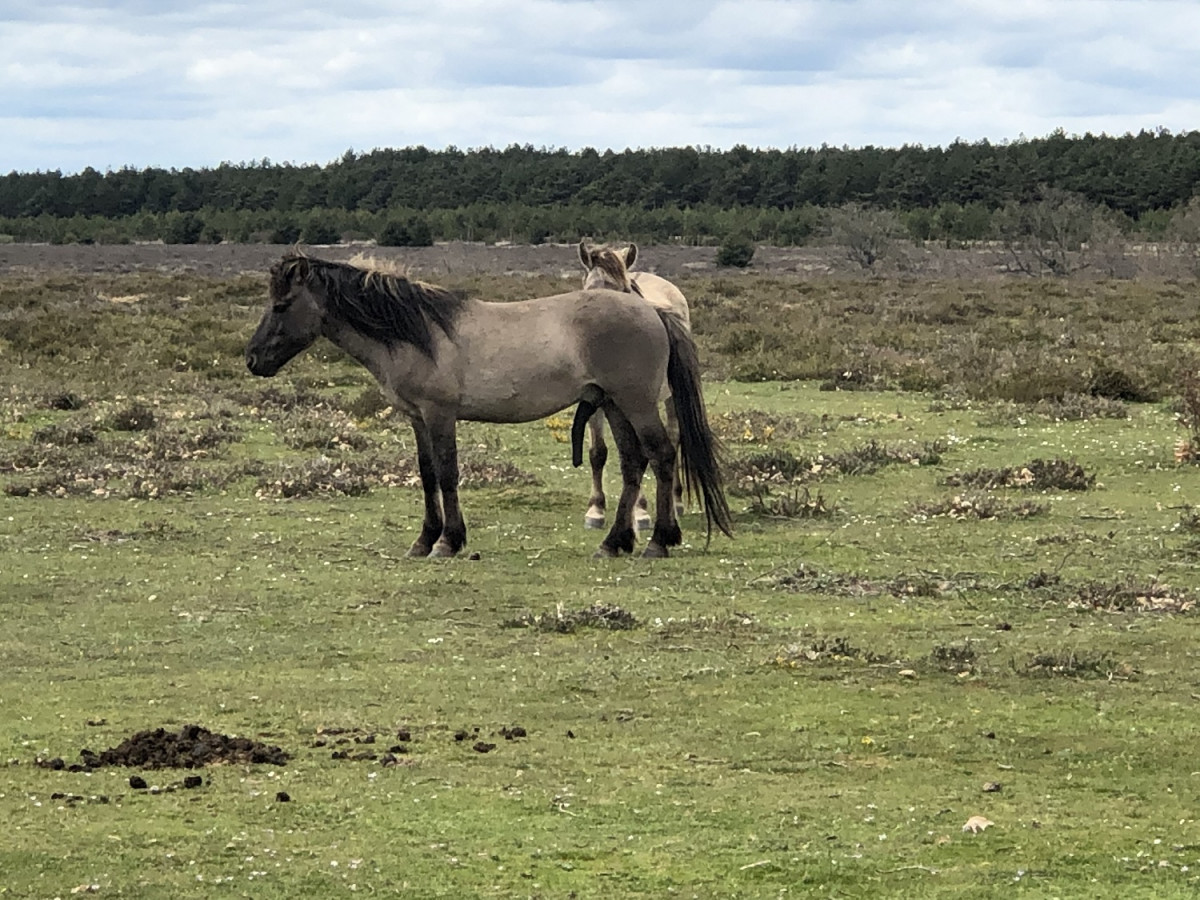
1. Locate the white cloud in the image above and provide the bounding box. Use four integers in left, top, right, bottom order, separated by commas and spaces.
2, 0, 1198, 173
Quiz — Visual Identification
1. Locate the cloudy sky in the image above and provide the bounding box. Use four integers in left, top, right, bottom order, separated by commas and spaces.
3, 0, 1199, 174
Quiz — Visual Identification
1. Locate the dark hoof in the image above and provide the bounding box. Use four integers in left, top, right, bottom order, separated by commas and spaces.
406, 544, 431, 558
634, 515, 652, 531
593, 545, 620, 559
642, 542, 669, 559
585, 515, 606, 529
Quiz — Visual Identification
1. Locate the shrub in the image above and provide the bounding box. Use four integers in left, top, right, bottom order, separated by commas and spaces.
269, 220, 302, 245
301, 219, 341, 245
378, 217, 434, 247
161, 212, 203, 245
715, 235, 755, 268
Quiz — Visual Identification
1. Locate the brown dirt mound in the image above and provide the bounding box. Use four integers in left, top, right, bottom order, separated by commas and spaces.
38, 724, 290, 771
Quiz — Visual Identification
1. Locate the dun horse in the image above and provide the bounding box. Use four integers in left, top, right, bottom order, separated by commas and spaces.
245, 252, 732, 558
576, 239, 690, 530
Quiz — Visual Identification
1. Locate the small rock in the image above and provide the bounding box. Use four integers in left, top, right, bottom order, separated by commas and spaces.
472, 741, 497, 753
468, 551, 481, 561
898, 669, 917, 679
983, 781, 1002, 793
129, 775, 148, 790
183, 775, 203, 789
275, 791, 291, 802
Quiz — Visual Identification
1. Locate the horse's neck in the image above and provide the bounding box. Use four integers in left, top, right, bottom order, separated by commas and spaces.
323, 321, 397, 387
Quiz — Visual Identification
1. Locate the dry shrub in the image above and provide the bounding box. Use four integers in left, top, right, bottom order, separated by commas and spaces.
255, 456, 409, 499
1037, 392, 1128, 421
276, 410, 375, 453
1066, 578, 1194, 614
944, 458, 1095, 492
930, 641, 979, 673
909, 493, 1048, 521
727, 449, 811, 492
1087, 361, 1157, 402
41, 391, 86, 411
820, 439, 945, 475
254, 452, 538, 499
728, 439, 945, 495
1173, 361, 1200, 463
503, 603, 637, 633
109, 400, 158, 432
710, 409, 812, 444
775, 564, 983, 598
746, 485, 836, 519
1020, 649, 1132, 679
819, 369, 889, 392
343, 386, 391, 419
772, 636, 887, 668
5, 459, 260, 500
32, 420, 97, 445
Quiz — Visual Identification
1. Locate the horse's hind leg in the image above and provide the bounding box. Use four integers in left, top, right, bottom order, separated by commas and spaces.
585, 413, 607, 529
638, 417, 683, 559
594, 407, 646, 558
665, 396, 685, 517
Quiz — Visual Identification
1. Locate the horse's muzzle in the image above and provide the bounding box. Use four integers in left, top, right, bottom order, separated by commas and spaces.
245, 350, 277, 377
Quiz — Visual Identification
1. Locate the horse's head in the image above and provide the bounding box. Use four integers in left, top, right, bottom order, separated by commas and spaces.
579, 239, 638, 291
246, 254, 325, 376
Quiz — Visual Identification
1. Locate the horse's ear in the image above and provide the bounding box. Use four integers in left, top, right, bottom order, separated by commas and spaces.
277, 255, 309, 289
578, 239, 593, 270
624, 243, 638, 269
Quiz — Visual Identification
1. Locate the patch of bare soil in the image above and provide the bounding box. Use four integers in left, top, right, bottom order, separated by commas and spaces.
37, 724, 289, 771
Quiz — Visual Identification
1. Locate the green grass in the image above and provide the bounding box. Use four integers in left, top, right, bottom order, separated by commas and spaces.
3, 266, 1200, 897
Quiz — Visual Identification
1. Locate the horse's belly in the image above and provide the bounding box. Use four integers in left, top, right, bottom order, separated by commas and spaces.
458, 376, 580, 424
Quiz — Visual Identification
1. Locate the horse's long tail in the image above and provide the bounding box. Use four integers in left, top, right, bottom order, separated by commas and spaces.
658, 310, 733, 544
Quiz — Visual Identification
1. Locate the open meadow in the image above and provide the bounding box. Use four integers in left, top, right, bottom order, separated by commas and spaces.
4, 242, 1200, 898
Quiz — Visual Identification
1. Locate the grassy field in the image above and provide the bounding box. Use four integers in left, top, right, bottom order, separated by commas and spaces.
4, 257, 1200, 897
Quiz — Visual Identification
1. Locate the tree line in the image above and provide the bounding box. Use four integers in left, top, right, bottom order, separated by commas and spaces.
2, 129, 1199, 247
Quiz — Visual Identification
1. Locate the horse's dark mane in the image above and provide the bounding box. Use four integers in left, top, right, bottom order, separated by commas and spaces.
586, 247, 635, 291
274, 253, 466, 356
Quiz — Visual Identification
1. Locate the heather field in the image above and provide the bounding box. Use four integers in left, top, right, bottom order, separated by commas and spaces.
3, 243, 1200, 898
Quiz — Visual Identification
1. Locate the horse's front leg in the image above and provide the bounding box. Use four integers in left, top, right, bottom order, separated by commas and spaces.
585, 413, 607, 529
424, 413, 466, 558
406, 420, 444, 557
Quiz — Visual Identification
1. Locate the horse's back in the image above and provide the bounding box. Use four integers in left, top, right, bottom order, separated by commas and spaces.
631, 273, 691, 330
